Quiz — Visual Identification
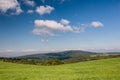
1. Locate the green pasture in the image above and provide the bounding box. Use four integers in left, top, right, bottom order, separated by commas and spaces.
0, 58, 120, 80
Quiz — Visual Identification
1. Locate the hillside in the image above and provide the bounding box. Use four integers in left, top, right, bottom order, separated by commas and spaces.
17, 50, 101, 61
16, 50, 120, 63
0, 58, 120, 80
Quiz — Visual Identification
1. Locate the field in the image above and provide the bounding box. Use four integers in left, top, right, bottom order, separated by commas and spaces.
0, 58, 120, 80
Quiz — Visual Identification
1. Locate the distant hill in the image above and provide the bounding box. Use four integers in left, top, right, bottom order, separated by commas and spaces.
17, 50, 104, 61
1, 50, 120, 65
16, 50, 120, 62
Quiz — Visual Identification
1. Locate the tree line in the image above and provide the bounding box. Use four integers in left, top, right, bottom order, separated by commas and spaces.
0, 54, 120, 65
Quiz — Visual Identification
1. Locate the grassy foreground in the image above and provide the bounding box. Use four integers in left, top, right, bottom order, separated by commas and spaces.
0, 58, 120, 80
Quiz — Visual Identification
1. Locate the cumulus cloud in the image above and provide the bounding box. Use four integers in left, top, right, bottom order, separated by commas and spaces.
60, 19, 70, 25
33, 19, 104, 36
91, 21, 104, 28
24, 0, 35, 7
34, 19, 73, 31
0, 0, 23, 15
36, 5, 54, 15
27, 10, 34, 14
33, 19, 83, 36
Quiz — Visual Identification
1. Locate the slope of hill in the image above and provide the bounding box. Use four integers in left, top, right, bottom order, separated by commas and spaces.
0, 58, 120, 80
17, 50, 101, 61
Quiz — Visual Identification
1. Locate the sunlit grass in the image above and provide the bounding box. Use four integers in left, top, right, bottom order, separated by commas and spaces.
0, 58, 120, 80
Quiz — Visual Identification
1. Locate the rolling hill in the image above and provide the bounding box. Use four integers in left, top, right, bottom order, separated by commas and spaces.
17, 50, 101, 61
16, 50, 120, 61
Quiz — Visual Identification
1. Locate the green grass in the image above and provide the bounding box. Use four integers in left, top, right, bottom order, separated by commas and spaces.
0, 58, 120, 80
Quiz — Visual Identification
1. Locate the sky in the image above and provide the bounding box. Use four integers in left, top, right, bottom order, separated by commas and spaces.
0, 0, 120, 57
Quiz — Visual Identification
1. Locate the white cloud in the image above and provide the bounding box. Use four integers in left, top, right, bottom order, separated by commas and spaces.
0, 49, 38, 53
24, 0, 35, 7
33, 19, 76, 36
33, 28, 56, 36
33, 19, 104, 36
11, 7, 23, 15
0, 0, 23, 15
91, 21, 104, 28
27, 10, 34, 14
60, 19, 70, 25
41, 38, 49, 43
36, 5, 54, 15
34, 19, 73, 31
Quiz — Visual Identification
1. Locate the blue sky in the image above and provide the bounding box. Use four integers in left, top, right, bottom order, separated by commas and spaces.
0, 0, 120, 56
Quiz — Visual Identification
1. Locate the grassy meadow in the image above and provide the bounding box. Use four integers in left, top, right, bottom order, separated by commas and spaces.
0, 58, 120, 80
